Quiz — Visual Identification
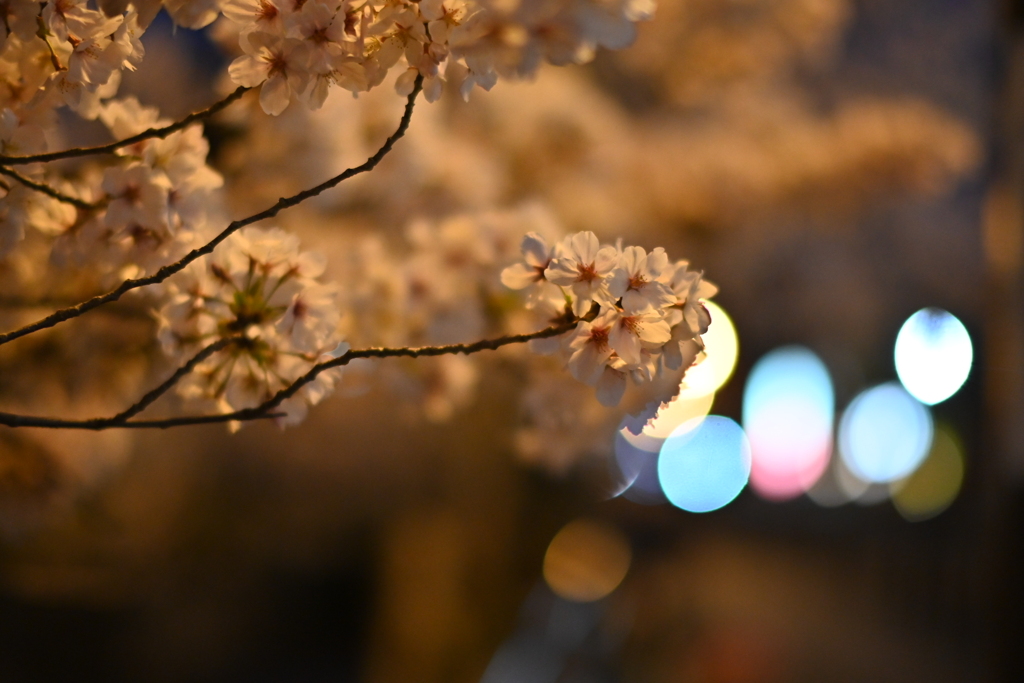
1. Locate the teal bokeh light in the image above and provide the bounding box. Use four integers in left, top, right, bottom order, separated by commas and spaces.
658, 416, 751, 513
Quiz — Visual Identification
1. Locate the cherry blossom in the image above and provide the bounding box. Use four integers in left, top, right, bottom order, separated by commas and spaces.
662, 260, 719, 339
607, 245, 674, 311
500, 231, 564, 310
158, 227, 346, 425
228, 31, 311, 115
101, 162, 171, 233
606, 301, 671, 366
501, 228, 717, 408
544, 230, 618, 314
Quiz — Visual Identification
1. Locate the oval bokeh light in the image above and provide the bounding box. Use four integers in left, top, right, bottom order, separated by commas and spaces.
620, 391, 716, 453
838, 382, 933, 484
543, 519, 632, 602
658, 416, 751, 513
891, 425, 965, 521
743, 346, 834, 501
677, 301, 739, 399
894, 308, 972, 405
613, 431, 667, 505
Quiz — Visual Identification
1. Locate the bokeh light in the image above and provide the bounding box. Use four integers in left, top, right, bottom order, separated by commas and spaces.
806, 455, 870, 507
891, 425, 965, 521
743, 346, 834, 501
613, 432, 668, 505
677, 301, 739, 398
894, 308, 972, 405
620, 390, 716, 453
542, 519, 632, 602
658, 416, 751, 513
838, 383, 933, 484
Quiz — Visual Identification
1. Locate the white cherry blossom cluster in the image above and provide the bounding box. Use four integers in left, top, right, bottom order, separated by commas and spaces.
0, 0, 143, 258
50, 96, 226, 276
156, 226, 346, 426
323, 208, 714, 425
221, 0, 655, 113
0, 0, 143, 164
0, 2, 229, 277
501, 230, 717, 407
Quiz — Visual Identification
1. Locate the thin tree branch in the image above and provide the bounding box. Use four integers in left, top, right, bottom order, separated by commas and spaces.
0, 86, 251, 166
0, 76, 424, 349
108, 336, 242, 423
0, 166, 101, 211
0, 337, 243, 430
0, 306, 589, 430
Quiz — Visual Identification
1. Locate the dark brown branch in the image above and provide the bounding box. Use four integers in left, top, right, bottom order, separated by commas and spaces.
0, 75, 424, 349
0, 166, 100, 211
0, 86, 250, 166
0, 337, 242, 430
0, 306, 589, 430
108, 337, 242, 423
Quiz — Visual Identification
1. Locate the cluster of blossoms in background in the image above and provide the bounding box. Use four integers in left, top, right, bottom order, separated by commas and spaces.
220, 0, 655, 111
0, 0, 670, 429
0, 0, 654, 267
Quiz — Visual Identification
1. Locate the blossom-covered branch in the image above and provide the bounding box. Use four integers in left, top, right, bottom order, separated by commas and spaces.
140, 221, 716, 430
0, 0, 692, 444
0, 76, 424, 349
0, 86, 251, 166
0, 312, 590, 430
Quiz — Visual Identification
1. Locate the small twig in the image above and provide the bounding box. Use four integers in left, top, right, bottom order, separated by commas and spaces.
0, 76, 424, 349
0, 166, 101, 211
0, 337, 241, 429
0, 86, 251, 166
108, 337, 242, 423
0, 306, 590, 430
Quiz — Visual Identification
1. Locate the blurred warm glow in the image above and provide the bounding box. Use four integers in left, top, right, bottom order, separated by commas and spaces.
658, 416, 751, 513
743, 346, 834, 501
542, 519, 632, 602
894, 308, 973, 406
891, 425, 965, 521
677, 301, 739, 399
839, 383, 934, 484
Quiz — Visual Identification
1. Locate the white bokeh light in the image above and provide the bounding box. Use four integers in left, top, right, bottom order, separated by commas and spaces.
894, 308, 972, 405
